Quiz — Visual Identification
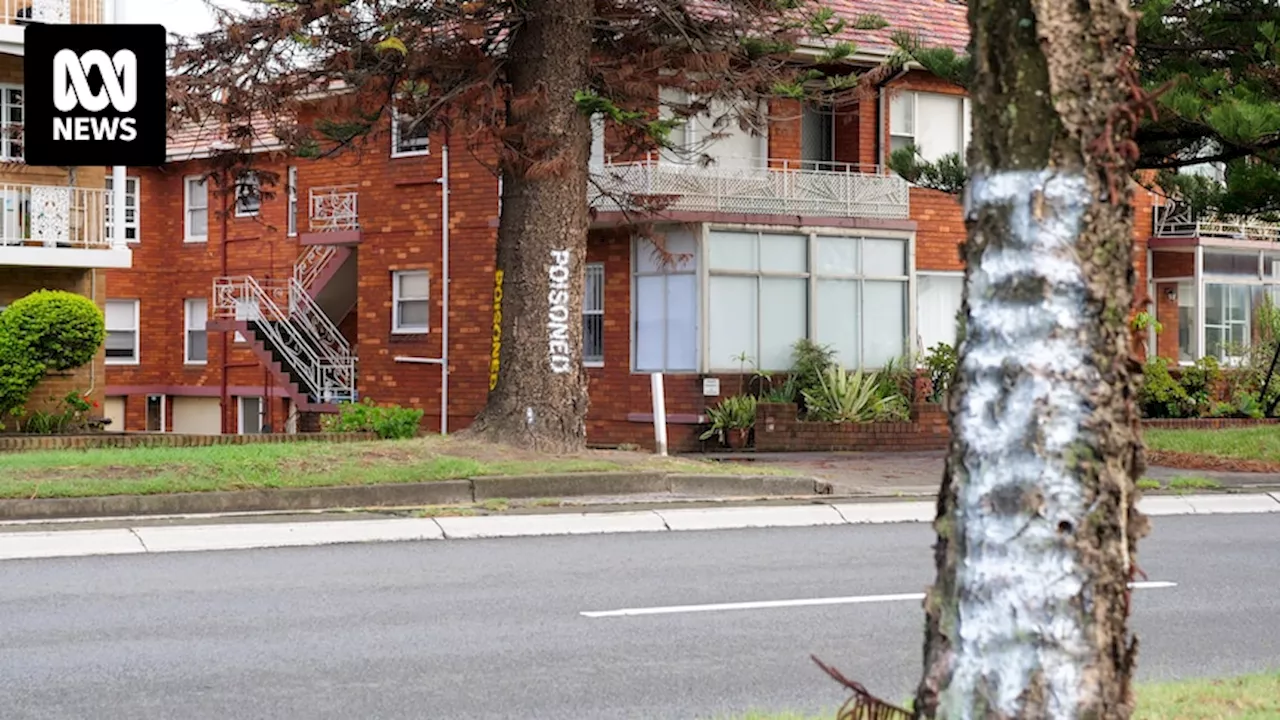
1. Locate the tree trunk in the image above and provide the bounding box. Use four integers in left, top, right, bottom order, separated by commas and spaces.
467, 0, 593, 452
914, 1, 1149, 718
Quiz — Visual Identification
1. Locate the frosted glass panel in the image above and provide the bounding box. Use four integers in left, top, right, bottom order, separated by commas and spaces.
916, 93, 963, 162
709, 230, 757, 272
760, 278, 806, 370
889, 91, 914, 136
863, 238, 906, 277
666, 274, 698, 370
760, 233, 806, 273
817, 236, 858, 275
816, 279, 858, 368
635, 231, 696, 273
709, 276, 756, 369
864, 281, 906, 367
917, 275, 963, 353
105, 300, 135, 329
634, 276, 665, 370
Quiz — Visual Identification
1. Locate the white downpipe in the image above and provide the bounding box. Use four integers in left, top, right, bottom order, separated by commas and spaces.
651, 372, 668, 456
393, 144, 450, 435
110, 165, 126, 249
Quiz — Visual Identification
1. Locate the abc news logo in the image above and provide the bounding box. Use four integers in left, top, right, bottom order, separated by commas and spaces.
24, 24, 165, 167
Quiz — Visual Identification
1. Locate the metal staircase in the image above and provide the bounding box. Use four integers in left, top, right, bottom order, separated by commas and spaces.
212, 252, 357, 409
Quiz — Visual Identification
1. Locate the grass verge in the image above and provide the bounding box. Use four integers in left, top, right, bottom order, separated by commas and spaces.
0, 436, 795, 500
723, 672, 1280, 720
1144, 426, 1280, 463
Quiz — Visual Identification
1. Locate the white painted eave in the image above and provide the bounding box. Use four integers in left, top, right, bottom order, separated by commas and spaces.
0, 246, 133, 269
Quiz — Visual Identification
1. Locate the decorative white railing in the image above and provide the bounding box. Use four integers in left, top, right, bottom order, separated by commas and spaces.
1153, 202, 1280, 243
309, 185, 359, 232
589, 155, 910, 219
212, 275, 357, 404
0, 0, 102, 25
0, 183, 113, 249
293, 244, 336, 289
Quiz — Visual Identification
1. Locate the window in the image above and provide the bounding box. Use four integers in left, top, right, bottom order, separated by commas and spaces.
917, 273, 964, 354
1205, 283, 1250, 360
234, 172, 260, 217
184, 176, 208, 241
634, 233, 699, 372
0, 86, 22, 161
889, 90, 970, 163
105, 176, 140, 243
392, 270, 429, 333
238, 396, 264, 434
708, 230, 809, 370
286, 166, 298, 236
584, 263, 605, 365
105, 300, 139, 364
391, 112, 430, 157
801, 103, 834, 170
185, 298, 208, 364
657, 87, 767, 169
146, 395, 165, 432
813, 235, 909, 368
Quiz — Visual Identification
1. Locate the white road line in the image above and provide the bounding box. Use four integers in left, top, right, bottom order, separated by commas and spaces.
581, 581, 1178, 618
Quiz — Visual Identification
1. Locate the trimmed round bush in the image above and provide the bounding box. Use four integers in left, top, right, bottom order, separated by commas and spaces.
0, 290, 106, 417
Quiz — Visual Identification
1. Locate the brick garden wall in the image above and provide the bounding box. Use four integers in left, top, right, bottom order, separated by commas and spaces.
754, 402, 951, 452
0, 431, 375, 453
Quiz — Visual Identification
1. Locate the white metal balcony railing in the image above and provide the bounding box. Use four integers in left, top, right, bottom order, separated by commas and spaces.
589, 155, 911, 219
309, 185, 359, 232
1154, 202, 1280, 243
0, 0, 101, 25
0, 183, 113, 249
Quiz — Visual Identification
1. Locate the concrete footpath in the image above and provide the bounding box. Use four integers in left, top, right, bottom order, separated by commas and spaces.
3, 492, 1279, 562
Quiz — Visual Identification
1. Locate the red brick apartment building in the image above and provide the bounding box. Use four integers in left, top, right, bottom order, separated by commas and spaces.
101, 0, 1252, 448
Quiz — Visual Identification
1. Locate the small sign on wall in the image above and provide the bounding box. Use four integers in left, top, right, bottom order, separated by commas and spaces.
702, 378, 720, 397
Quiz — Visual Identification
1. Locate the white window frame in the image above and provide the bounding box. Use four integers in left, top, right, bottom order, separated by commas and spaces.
105, 299, 140, 366
888, 90, 970, 164
234, 171, 261, 217
184, 298, 208, 365
286, 166, 298, 237
630, 226, 917, 374
584, 262, 605, 366
391, 270, 430, 334
0, 84, 22, 162
105, 175, 140, 244
184, 175, 208, 242
391, 111, 431, 158
238, 396, 264, 434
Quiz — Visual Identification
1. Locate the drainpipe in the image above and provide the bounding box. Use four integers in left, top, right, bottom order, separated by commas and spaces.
393, 130, 451, 435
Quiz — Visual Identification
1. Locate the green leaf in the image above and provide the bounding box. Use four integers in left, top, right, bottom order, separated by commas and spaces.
375, 37, 407, 55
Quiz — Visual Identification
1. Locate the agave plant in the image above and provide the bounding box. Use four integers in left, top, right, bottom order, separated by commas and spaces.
803, 366, 911, 423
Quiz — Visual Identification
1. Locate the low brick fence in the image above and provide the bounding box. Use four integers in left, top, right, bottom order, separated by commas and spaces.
756, 403, 1280, 453
755, 402, 950, 452
0, 432, 377, 453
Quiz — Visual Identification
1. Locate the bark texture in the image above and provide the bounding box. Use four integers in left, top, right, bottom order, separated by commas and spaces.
914, 1, 1149, 718
467, 0, 593, 452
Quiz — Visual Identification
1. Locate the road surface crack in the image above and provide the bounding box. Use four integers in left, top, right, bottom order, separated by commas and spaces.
127, 527, 150, 552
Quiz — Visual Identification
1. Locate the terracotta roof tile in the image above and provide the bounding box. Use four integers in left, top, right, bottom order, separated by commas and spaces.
828, 0, 969, 54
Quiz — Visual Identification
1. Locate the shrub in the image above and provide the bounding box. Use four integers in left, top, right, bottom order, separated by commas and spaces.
789, 339, 837, 414
0, 291, 105, 424
1179, 355, 1221, 414
321, 398, 424, 439
700, 394, 757, 442
802, 366, 910, 423
877, 355, 917, 404
1139, 357, 1192, 419
922, 342, 958, 403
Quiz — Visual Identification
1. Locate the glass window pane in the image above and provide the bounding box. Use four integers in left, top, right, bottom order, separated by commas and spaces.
916, 93, 964, 162
816, 236, 858, 276
1176, 280, 1195, 362
889, 91, 913, 136
709, 276, 757, 369
665, 274, 698, 370
398, 300, 429, 328
188, 331, 208, 362
1204, 251, 1259, 276
585, 264, 604, 312
917, 275, 964, 353
584, 314, 604, 362
760, 278, 806, 370
188, 179, 206, 207
634, 276, 666, 371
105, 301, 135, 329
635, 232, 696, 274
398, 272, 429, 298
1205, 284, 1225, 326
759, 233, 806, 273
863, 281, 906, 367
709, 230, 758, 272
863, 238, 906, 277
815, 279, 859, 368
105, 331, 135, 356
186, 299, 207, 330
189, 209, 207, 237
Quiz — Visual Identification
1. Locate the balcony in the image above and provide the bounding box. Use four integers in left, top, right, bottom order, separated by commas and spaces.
589, 156, 911, 220
1153, 202, 1280, 244
0, 0, 101, 50
302, 184, 361, 245
0, 183, 131, 268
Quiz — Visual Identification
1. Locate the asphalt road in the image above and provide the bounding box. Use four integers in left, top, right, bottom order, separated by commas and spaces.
2, 515, 1279, 719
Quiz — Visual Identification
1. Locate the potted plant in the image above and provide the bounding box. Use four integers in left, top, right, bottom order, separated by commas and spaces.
700, 394, 757, 449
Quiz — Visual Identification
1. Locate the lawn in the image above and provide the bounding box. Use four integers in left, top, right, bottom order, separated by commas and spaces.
0, 436, 793, 500
724, 672, 1280, 719
1144, 426, 1280, 463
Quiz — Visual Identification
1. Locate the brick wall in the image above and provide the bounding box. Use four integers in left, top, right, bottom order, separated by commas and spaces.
755, 402, 951, 452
